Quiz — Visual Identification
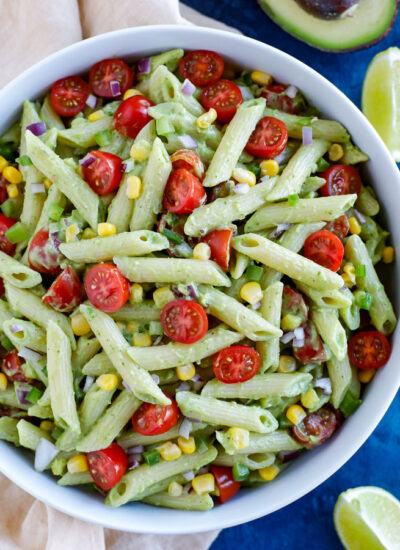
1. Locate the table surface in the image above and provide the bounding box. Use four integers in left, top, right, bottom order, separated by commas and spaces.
183, 2, 400, 548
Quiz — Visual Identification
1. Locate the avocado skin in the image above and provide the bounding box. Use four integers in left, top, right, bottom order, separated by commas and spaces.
258, 0, 399, 53
296, 0, 359, 20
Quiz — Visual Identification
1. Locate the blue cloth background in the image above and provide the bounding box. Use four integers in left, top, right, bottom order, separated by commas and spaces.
182, 2, 400, 548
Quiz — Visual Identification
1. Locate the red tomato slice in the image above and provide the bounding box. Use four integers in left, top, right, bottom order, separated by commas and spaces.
293, 321, 327, 363
201, 80, 243, 123
304, 230, 344, 272
160, 299, 208, 344
42, 266, 83, 312
82, 150, 123, 195
2, 349, 28, 383
50, 76, 88, 117
162, 169, 206, 214
260, 84, 299, 114
89, 59, 134, 98
323, 214, 350, 240
113, 95, 153, 139
211, 466, 241, 503
213, 345, 261, 384
87, 442, 127, 491
319, 165, 362, 197
0, 213, 17, 256
85, 263, 130, 313
293, 406, 339, 449
179, 50, 224, 87
281, 286, 309, 325
348, 330, 391, 370
28, 228, 62, 275
170, 150, 205, 180
0, 175, 8, 205
245, 116, 288, 158
201, 228, 234, 271
132, 395, 179, 436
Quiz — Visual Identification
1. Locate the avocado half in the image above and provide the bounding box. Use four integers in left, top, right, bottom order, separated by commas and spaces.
257, 0, 399, 52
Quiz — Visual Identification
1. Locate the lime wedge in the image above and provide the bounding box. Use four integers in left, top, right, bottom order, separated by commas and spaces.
334, 486, 400, 550
362, 47, 400, 161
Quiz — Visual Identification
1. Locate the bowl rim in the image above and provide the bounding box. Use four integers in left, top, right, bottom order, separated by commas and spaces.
0, 24, 399, 534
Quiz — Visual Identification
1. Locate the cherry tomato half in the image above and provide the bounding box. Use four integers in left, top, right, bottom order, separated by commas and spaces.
201, 80, 243, 123
293, 406, 339, 449
245, 116, 288, 158
281, 285, 309, 326
304, 230, 344, 272
85, 263, 130, 313
348, 330, 391, 370
170, 149, 205, 180
113, 95, 153, 139
162, 169, 206, 215
213, 345, 261, 384
160, 299, 208, 344
211, 466, 241, 503
82, 150, 123, 195
0, 213, 17, 256
319, 165, 362, 197
42, 266, 83, 312
2, 349, 28, 383
87, 442, 127, 491
50, 76, 88, 117
28, 228, 62, 275
260, 84, 299, 114
293, 321, 327, 364
132, 395, 179, 436
323, 214, 350, 240
201, 227, 234, 271
179, 50, 224, 87
89, 58, 133, 98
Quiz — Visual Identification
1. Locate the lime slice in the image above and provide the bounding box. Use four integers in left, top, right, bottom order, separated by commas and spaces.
334, 486, 400, 550
362, 47, 400, 161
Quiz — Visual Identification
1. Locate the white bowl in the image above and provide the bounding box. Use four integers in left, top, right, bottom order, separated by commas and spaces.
0, 25, 398, 535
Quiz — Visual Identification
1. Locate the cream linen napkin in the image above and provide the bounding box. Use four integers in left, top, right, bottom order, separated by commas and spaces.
0, 0, 239, 548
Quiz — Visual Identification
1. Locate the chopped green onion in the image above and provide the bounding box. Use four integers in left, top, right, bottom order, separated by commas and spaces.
340, 391, 362, 417
48, 203, 64, 222
163, 212, 180, 227
5, 222, 28, 244
122, 329, 132, 345
360, 293, 373, 311
242, 72, 253, 87
42, 366, 48, 378
51, 426, 64, 440
94, 129, 112, 147
298, 117, 314, 127
232, 462, 250, 482
143, 449, 161, 466
248, 164, 261, 178
156, 117, 175, 137
288, 194, 299, 206
316, 157, 330, 172
16, 155, 32, 166
194, 434, 208, 453
245, 264, 264, 283
26, 387, 43, 404
355, 264, 366, 277
149, 321, 163, 336
0, 144, 16, 161
278, 414, 292, 429
162, 228, 184, 244
1, 335, 13, 351
1, 199, 16, 218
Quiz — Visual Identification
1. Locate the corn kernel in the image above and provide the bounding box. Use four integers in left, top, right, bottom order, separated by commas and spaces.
0, 373, 7, 391
286, 404, 307, 425
81, 227, 96, 240
168, 481, 183, 497
251, 70, 273, 87
328, 143, 344, 162
0, 156, 8, 173
341, 272, 355, 289
123, 88, 141, 100
126, 175, 142, 199
196, 108, 217, 130
232, 167, 256, 187
133, 332, 152, 347
39, 420, 54, 431
158, 441, 182, 461
153, 286, 175, 308
240, 281, 263, 305
358, 369, 376, 383
277, 355, 297, 373
130, 283, 144, 304
193, 242, 211, 261
3, 166, 22, 184
88, 110, 104, 122
382, 246, 395, 264
97, 373, 119, 391
126, 321, 139, 333
192, 473, 215, 495
226, 427, 249, 450
43, 178, 53, 190
349, 216, 361, 235
71, 313, 91, 336
177, 435, 196, 454
301, 388, 320, 409
6, 184, 18, 198
259, 464, 280, 481
66, 223, 80, 243
281, 313, 302, 331
98, 222, 117, 237
260, 159, 279, 178
130, 142, 152, 162
342, 263, 356, 286
176, 363, 196, 381
67, 454, 89, 474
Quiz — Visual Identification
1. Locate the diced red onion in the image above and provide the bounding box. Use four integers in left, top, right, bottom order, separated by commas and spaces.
279, 450, 302, 463
233, 183, 250, 195
292, 338, 305, 347
238, 86, 253, 100
302, 126, 313, 146
273, 151, 286, 164
122, 381, 131, 392
294, 327, 305, 340
86, 94, 98, 109
128, 459, 140, 470
30, 183, 45, 194
269, 222, 292, 239
187, 416, 202, 424
10, 324, 24, 333
191, 372, 201, 382
175, 242, 193, 257
182, 470, 195, 481
172, 286, 186, 299
137, 58, 151, 75
353, 209, 366, 224
151, 374, 160, 385
285, 85, 298, 99
251, 301, 262, 310
34, 438, 59, 472
26, 122, 46, 137
341, 285, 347, 291
314, 377, 332, 395
127, 445, 144, 454
280, 331, 294, 344
79, 153, 95, 167
121, 159, 135, 172
153, 335, 163, 346
177, 382, 190, 391
179, 418, 192, 440
83, 376, 94, 393
16, 386, 32, 405
18, 347, 42, 363
110, 80, 121, 97
181, 79, 196, 96
192, 380, 205, 392
178, 135, 198, 149
187, 284, 198, 299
